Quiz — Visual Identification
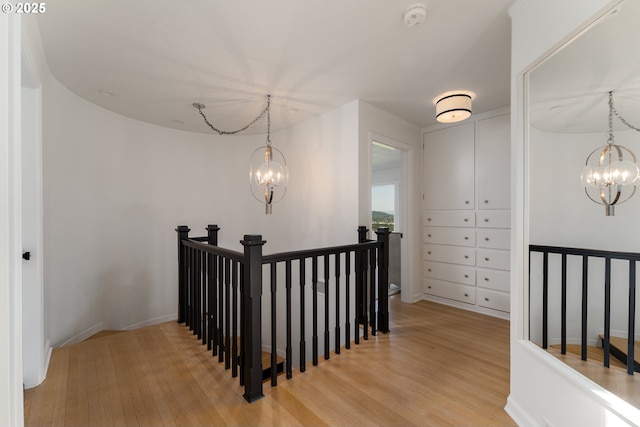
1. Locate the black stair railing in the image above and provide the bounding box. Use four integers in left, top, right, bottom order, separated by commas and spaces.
529, 245, 639, 375
176, 224, 390, 402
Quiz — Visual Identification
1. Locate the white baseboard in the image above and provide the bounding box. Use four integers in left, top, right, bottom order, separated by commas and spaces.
43, 340, 52, 380
121, 313, 177, 331
505, 395, 537, 427
23, 339, 53, 389
61, 322, 104, 346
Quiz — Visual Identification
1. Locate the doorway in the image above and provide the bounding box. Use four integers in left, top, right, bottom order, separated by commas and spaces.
370, 135, 409, 301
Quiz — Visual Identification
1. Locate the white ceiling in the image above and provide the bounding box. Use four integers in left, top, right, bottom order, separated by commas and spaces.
35, 0, 513, 135
529, 0, 640, 134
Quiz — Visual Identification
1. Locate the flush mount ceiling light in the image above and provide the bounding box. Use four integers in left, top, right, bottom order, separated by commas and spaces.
433, 91, 474, 123
581, 91, 640, 216
194, 95, 288, 214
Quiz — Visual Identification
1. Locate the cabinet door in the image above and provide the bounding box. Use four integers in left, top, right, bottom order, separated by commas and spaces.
477, 114, 510, 210
423, 122, 475, 210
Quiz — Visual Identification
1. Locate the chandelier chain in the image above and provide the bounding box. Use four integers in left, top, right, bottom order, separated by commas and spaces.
266, 95, 272, 146
195, 95, 270, 136
609, 91, 640, 134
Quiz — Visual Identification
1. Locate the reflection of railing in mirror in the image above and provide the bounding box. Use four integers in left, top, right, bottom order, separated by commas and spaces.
529, 245, 639, 375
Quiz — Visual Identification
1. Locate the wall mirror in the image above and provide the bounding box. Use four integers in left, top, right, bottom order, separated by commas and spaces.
526, 0, 640, 405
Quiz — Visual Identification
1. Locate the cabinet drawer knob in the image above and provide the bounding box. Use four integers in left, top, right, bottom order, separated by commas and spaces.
464, 293, 469, 297
484, 257, 490, 261
484, 200, 489, 204
485, 237, 490, 241
464, 218, 469, 222
464, 236, 469, 240
484, 277, 490, 281
484, 218, 489, 223
428, 285, 432, 289
428, 251, 432, 255
427, 234, 432, 237
464, 274, 469, 278
428, 268, 432, 272
484, 297, 490, 302
427, 218, 432, 222
465, 200, 469, 204
464, 255, 469, 259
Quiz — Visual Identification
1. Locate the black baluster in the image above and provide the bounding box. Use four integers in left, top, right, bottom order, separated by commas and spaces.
232, 260, 239, 378
270, 262, 277, 386
324, 254, 330, 360
286, 260, 293, 379
225, 257, 231, 370
201, 250, 207, 344
345, 251, 351, 350
561, 253, 567, 355
218, 256, 224, 362
369, 246, 376, 336
604, 257, 611, 368
299, 258, 306, 373
335, 252, 341, 354
542, 251, 548, 349
312, 256, 318, 366
212, 251, 218, 357
628, 260, 636, 375
581, 255, 588, 361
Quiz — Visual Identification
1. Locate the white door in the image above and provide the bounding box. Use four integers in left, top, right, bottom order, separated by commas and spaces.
21, 85, 46, 389
423, 122, 475, 210
20, 24, 47, 390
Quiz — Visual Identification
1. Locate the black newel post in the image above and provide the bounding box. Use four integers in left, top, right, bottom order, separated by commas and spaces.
241, 234, 266, 403
207, 224, 220, 246
176, 225, 190, 324
356, 226, 368, 325
207, 225, 220, 351
376, 227, 391, 333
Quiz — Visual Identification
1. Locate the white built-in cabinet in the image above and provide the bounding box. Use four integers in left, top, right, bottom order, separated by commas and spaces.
422, 112, 510, 318
422, 122, 475, 210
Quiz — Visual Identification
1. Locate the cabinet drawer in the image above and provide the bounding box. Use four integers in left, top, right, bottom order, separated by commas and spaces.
477, 210, 511, 228
477, 229, 510, 250
477, 288, 510, 313
424, 278, 476, 305
423, 211, 475, 227
423, 227, 475, 247
477, 249, 510, 271
423, 244, 475, 266
477, 268, 510, 292
424, 261, 475, 286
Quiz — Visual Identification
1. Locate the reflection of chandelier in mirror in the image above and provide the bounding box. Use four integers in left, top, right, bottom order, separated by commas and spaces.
194, 95, 288, 214
581, 91, 640, 216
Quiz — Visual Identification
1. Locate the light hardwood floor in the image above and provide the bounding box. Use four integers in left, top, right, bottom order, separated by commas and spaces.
24, 297, 516, 426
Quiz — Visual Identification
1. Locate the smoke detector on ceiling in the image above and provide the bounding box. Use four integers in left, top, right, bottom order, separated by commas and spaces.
403, 4, 427, 27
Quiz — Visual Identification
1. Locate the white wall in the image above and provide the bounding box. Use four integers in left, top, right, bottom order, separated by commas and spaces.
41, 67, 363, 347
508, 0, 640, 425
